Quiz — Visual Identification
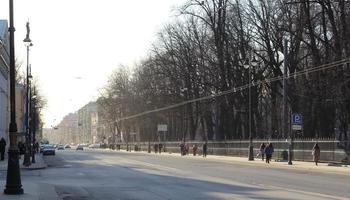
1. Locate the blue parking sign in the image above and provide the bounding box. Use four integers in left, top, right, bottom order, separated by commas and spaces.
292, 114, 302, 125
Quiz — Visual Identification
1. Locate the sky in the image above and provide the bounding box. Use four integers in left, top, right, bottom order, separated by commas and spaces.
0, 0, 186, 127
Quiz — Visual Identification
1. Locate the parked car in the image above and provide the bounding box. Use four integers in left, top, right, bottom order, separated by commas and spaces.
65, 144, 71, 149
57, 144, 65, 150
89, 144, 100, 149
40, 144, 51, 153
42, 144, 55, 155
40, 145, 45, 153
76, 145, 84, 151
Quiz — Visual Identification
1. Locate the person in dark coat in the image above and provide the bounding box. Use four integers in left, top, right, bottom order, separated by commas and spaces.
179, 143, 185, 156
158, 143, 163, 154
259, 143, 266, 161
154, 144, 158, 153
312, 143, 321, 166
202, 142, 208, 157
264, 143, 274, 164
0, 137, 6, 160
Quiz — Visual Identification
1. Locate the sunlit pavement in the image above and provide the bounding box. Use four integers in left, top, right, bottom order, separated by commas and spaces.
92, 148, 350, 174
0, 149, 349, 200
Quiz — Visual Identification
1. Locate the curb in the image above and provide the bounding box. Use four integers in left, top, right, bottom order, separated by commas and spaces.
98, 148, 350, 175
20, 154, 48, 170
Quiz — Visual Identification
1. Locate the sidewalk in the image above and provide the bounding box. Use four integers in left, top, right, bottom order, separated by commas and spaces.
104, 149, 350, 175
0, 154, 47, 171
0, 154, 51, 200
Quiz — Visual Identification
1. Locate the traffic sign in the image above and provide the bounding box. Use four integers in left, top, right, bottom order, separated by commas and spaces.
292, 124, 302, 131
157, 124, 167, 132
292, 114, 302, 125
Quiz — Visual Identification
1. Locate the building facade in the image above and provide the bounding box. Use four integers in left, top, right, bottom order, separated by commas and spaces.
15, 83, 26, 142
0, 20, 9, 143
46, 102, 100, 145
56, 113, 78, 144
77, 102, 97, 144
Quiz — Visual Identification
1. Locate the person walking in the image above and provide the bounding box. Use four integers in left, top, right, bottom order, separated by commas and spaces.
154, 143, 158, 153
0, 137, 6, 161
202, 142, 208, 157
312, 143, 321, 166
179, 143, 185, 156
192, 144, 198, 156
264, 143, 274, 164
259, 143, 266, 161
185, 143, 189, 155
158, 143, 163, 154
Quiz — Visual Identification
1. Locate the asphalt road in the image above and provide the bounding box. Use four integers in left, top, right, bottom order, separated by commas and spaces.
34, 150, 350, 199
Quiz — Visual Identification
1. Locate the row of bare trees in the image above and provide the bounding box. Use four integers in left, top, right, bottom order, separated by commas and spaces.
97, 0, 350, 143
16, 62, 46, 141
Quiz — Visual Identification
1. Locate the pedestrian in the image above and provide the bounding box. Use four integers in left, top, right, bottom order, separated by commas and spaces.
18, 141, 25, 155
264, 143, 274, 164
154, 144, 158, 153
158, 143, 162, 154
193, 144, 198, 156
35, 142, 39, 154
179, 143, 185, 156
185, 143, 189, 155
259, 143, 266, 161
312, 143, 321, 166
0, 137, 6, 161
202, 142, 208, 157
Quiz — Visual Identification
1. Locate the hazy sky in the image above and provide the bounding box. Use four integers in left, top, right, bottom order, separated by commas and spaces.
0, 0, 186, 127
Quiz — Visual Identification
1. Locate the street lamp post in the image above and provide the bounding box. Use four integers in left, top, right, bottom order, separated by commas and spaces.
23, 22, 33, 167
146, 100, 152, 153
180, 87, 188, 145
244, 56, 258, 161
282, 39, 292, 165
31, 90, 37, 163
4, 0, 24, 194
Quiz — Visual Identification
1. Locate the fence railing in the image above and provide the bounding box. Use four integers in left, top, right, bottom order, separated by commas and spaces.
114, 139, 349, 163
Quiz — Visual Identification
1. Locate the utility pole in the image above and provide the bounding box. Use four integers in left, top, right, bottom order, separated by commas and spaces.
283, 39, 292, 165
4, 0, 24, 194
31, 88, 37, 163
23, 22, 33, 167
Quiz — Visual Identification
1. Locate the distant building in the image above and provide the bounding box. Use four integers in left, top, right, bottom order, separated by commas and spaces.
77, 102, 97, 144
56, 113, 78, 144
0, 20, 9, 143
15, 83, 26, 142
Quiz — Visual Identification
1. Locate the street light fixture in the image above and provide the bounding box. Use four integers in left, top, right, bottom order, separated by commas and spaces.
4, 0, 24, 194
22, 22, 33, 167
244, 55, 258, 161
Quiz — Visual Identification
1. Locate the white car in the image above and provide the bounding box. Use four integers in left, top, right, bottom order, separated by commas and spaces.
89, 144, 100, 149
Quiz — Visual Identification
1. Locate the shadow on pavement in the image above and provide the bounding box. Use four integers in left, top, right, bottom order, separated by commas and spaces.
40, 151, 292, 200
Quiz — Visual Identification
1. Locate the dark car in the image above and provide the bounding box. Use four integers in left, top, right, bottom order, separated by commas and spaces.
42, 144, 55, 155
40, 145, 45, 153
65, 144, 71, 149
76, 145, 84, 151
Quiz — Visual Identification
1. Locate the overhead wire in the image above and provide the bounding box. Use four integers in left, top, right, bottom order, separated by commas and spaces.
116, 58, 350, 122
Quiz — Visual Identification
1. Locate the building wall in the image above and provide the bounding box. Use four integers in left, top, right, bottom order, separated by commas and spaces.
56, 112, 78, 144
0, 20, 9, 143
15, 84, 26, 141
77, 102, 97, 144
91, 112, 98, 144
